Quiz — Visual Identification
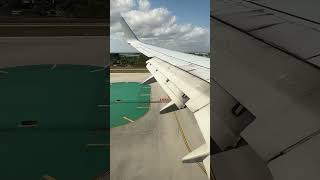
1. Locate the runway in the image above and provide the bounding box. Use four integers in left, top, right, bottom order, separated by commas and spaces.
110, 73, 207, 180
0, 36, 107, 68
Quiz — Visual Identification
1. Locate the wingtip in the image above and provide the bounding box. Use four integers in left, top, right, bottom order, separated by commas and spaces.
119, 16, 139, 42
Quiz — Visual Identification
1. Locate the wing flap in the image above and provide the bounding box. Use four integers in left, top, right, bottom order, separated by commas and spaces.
147, 57, 211, 178
120, 16, 211, 178
182, 143, 209, 163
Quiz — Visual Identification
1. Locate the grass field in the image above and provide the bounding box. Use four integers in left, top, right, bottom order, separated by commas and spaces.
110, 82, 150, 128
0, 64, 108, 179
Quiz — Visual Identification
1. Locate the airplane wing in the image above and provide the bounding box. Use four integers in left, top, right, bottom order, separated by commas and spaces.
211, 0, 320, 179
119, 16, 211, 178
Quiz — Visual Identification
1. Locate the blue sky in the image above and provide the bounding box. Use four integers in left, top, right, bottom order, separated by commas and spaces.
110, 0, 210, 53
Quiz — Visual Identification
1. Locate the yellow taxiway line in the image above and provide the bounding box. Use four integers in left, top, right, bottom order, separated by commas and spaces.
174, 112, 208, 176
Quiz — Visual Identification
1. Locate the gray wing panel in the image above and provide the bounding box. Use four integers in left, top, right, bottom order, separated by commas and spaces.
213, 0, 320, 68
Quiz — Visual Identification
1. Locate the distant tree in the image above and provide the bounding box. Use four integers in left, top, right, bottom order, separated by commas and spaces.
8, 0, 22, 9
111, 53, 121, 64
0, 0, 107, 17
55, 0, 106, 18
32, 0, 51, 16
0, 0, 8, 7
120, 57, 128, 67
55, 0, 80, 17
0, 0, 9, 16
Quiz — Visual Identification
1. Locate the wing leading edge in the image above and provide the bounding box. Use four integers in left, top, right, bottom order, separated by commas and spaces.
119, 17, 211, 178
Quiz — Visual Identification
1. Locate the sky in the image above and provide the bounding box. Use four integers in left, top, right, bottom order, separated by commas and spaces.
110, 0, 210, 53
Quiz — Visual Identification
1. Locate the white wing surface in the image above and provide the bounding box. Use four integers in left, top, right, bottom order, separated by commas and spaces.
120, 16, 211, 178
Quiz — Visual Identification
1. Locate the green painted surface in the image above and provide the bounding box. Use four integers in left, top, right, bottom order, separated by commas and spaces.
0, 65, 108, 179
110, 82, 150, 128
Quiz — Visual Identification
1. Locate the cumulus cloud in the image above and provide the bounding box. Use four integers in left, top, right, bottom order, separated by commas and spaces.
138, 0, 150, 10
111, 0, 133, 17
110, 0, 209, 52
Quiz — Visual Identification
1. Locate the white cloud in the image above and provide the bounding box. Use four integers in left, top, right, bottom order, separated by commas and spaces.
110, 0, 209, 52
138, 0, 150, 10
110, 0, 134, 17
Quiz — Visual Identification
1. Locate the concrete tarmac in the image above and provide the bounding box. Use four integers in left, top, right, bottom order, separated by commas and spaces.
110, 73, 207, 180
0, 36, 107, 68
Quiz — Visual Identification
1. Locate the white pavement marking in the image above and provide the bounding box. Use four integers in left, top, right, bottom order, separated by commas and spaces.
0, 71, 8, 74
123, 116, 134, 123
140, 94, 150, 96
136, 106, 149, 109
50, 64, 57, 71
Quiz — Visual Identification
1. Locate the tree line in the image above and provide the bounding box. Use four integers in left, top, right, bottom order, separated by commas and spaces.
0, 0, 106, 17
